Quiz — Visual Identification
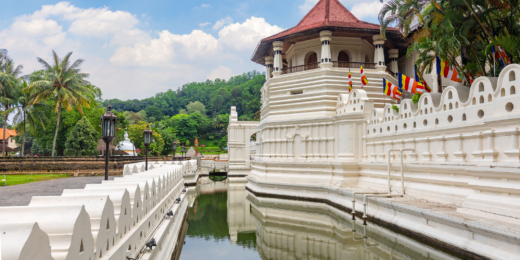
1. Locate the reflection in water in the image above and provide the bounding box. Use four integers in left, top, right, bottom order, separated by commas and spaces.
179, 177, 260, 260
249, 195, 461, 260
179, 177, 461, 260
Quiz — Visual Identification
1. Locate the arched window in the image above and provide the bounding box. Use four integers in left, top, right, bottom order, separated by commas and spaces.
306, 52, 317, 65
305, 52, 318, 70
338, 51, 350, 67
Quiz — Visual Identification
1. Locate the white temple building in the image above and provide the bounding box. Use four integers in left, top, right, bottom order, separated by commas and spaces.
224, 0, 520, 259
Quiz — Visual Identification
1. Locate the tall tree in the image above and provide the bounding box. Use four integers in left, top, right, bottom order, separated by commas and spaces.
26, 50, 93, 157
12, 80, 47, 156
0, 56, 22, 156
186, 101, 206, 115
64, 117, 98, 156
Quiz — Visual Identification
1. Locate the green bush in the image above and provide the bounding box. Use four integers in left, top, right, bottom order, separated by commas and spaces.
213, 140, 218, 145
209, 135, 214, 140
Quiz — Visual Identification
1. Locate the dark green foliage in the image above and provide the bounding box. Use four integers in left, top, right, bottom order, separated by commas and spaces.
145, 105, 164, 121
218, 135, 228, 150
64, 117, 99, 156
104, 71, 264, 120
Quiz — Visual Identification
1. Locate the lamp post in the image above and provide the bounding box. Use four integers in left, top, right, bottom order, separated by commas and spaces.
172, 140, 178, 161
143, 124, 152, 170
181, 144, 186, 161
101, 104, 118, 181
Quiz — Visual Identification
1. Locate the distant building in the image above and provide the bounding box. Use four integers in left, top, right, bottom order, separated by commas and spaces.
0, 129, 19, 153
116, 132, 137, 156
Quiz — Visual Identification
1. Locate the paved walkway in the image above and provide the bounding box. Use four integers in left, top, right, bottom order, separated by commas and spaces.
0, 176, 115, 206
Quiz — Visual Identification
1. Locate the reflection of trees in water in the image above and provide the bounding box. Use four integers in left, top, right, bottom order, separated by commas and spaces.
186, 192, 229, 241
237, 232, 257, 250
184, 181, 258, 250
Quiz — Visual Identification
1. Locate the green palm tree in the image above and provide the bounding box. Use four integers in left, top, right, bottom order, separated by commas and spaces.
12, 80, 47, 156
378, 0, 428, 39
26, 50, 93, 157
213, 115, 223, 130
0, 56, 22, 156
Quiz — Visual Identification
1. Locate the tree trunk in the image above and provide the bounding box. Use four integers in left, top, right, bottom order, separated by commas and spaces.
22, 113, 26, 156
2, 114, 6, 157
52, 105, 61, 157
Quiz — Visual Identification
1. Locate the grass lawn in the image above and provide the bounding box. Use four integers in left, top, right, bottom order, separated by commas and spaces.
198, 138, 222, 147
1, 174, 70, 186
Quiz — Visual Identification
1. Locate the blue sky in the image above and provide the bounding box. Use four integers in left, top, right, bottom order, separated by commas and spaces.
0, 0, 383, 100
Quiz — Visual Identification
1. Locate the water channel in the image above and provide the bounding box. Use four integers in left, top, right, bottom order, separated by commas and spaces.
178, 176, 462, 260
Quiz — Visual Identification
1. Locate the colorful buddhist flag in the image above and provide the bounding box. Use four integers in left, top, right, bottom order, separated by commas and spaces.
494, 45, 511, 67
383, 78, 401, 101
348, 69, 353, 92
415, 64, 431, 93
398, 73, 425, 94
423, 81, 432, 93
436, 56, 461, 82
469, 73, 474, 84
360, 63, 368, 87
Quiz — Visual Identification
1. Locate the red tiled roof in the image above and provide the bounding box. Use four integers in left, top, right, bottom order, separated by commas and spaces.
264, 0, 395, 41
0, 129, 18, 140
251, 0, 405, 65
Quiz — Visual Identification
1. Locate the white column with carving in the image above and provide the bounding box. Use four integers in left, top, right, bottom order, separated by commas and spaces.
272, 41, 284, 77
373, 34, 386, 70
319, 30, 332, 69
265, 56, 274, 80
388, 49, 399, 76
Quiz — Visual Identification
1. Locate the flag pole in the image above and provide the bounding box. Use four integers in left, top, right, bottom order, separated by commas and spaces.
493, 46, 496, 77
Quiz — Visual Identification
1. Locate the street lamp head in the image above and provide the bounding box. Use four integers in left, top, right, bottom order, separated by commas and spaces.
172, 140, 178, 151
143, 124, 152, 147
101, 104, 118, 142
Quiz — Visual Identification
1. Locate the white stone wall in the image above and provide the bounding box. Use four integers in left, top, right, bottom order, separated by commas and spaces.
0, 162, 186, 260
248, 63, 520, 222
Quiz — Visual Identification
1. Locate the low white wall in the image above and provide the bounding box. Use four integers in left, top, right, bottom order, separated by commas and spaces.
0, 162, 186, 260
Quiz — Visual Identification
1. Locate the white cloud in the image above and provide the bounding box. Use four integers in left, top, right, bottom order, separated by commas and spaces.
351, 1, 384, 19
24, 2, 139, 37
299, 0, 319, 14
212, 16, 233, 30
0, 2, 283, 100
199, 22, 211, 27
207, 66, 233, 81
219, 17, 283, 51
200, 4, 210, 8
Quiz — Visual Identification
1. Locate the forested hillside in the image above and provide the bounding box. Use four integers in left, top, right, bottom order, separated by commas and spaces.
103, 71, 264, 121
3, 45, 264, 157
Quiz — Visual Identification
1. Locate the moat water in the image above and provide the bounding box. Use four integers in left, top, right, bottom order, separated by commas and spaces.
178, 176, 462, 260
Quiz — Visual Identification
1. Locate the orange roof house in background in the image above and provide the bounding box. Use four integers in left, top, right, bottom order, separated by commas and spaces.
0, 129, 18, 139
0, 129, 19, 151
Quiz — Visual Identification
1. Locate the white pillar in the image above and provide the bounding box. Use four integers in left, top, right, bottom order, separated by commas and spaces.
432, 56, 440, 93
272, 41, 284, 77
389, 49, 399, 77
373, 34, 386, 70
265, 56, 274, 80
319, 30, 332, 69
